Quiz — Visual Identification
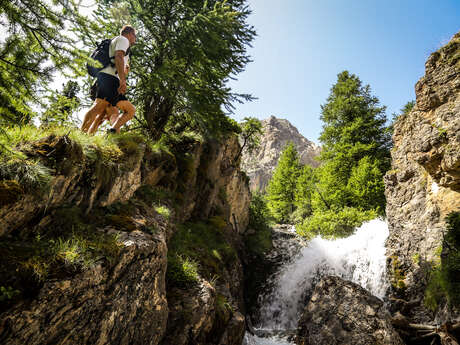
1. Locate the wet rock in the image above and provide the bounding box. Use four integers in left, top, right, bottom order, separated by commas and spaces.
295, 276, 404, 345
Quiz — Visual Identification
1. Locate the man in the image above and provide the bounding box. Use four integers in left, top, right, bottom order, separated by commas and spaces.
81, 25, 136, 134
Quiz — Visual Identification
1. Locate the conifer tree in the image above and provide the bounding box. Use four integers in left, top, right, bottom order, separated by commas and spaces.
293, 165, 315, 221
316, 71, 391, 212
41, 81, 81, 127
82, 0, 256, 139
234, 117, 263, 164
266, 143, 301, 223
0, 0, 86, 125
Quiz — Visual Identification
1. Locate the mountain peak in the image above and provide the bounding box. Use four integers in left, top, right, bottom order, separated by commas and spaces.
241, 116, 321, 192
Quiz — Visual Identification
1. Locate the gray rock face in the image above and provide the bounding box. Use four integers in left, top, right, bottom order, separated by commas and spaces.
384, 32, 460, 322
295, 276, 404, 345
0, 230, 169, 345
0, 134, 251, 345
241, 116, 321, 192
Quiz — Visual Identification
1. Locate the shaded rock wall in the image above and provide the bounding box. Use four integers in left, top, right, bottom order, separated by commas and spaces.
0, 133, 250, 345
385, 32, 460, 322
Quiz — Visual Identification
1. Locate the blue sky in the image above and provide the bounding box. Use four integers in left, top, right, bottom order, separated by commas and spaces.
227, 0, 460, 143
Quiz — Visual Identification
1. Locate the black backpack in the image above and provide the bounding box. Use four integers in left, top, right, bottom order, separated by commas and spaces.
87, 38, 131, 77
87, 39, 114, 77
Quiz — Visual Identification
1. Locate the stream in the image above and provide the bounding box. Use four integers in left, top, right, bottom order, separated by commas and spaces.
243, 218, 389, 345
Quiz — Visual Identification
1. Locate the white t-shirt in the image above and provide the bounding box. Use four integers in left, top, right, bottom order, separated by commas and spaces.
100, 35, 130, 78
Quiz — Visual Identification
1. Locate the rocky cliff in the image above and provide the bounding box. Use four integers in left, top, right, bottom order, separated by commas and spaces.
0, 131, 251, 345
241, 116, 321, 192
385, 32, 460, 323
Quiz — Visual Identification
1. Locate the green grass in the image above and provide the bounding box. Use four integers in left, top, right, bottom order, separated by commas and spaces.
166, 217, 236, 287
154, 205, 171, 219
134, 185, 176, 209
0, 158, 52, 193
166, 254, 200, 288
0, 286, 20, 302
0, 125, 148, 165
0, 126, 151, 196
0, 205, 121, 280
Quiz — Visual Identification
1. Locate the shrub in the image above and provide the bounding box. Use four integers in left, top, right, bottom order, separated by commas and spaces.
154, 205, 171, 219
296, 207, 377, 239
245, 193, 272, 257
424, 212, 460, 311
166, 254, 199, 288
166, 219, 236, 285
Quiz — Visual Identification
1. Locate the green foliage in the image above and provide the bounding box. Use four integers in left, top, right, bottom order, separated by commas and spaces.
0, 157, 52, 193
135, 185, 175, 206
346, 156, 386, 212
154, 205, 171, 219
82, 0, 256, 140
235, 117, 263, 163
316, 71, 390, 214
167, 254, 200, 288
41, 81, 81, 127
390, 100, 415, 132
0, 286, 20, 302
296, 207, 377, 239
0, 0, 87, 125
245, 192, 272, 257
424, 212, 460, 311
389, 256, 406, 291
266, 143, 301, 223
0, 206, 121, 291
424, 266, 446, 311
292, 165, 315, 223
167, 217, 236, 287
262, 72, 391, 239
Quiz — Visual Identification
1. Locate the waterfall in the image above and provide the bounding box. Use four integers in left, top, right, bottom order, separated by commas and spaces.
244, 218, 389, 345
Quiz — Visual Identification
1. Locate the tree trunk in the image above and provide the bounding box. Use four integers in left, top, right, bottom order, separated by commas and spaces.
144, 95, 174, 141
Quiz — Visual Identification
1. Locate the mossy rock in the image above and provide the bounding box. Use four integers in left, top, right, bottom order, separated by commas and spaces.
389, 256, 407, 292
0, 180, 24, 206
106, 214, 137, 231
24, 134, 84, 174
424, 212, 460, 311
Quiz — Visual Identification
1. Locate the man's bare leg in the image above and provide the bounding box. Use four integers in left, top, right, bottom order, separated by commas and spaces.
88, 109, 107, 135
111, 100, 135, 133
88, 106, 119, 134
81, 98, 109, 133
109, 107, 120, 126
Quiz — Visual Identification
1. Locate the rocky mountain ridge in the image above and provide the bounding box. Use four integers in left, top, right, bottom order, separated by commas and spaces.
241, 116, 321, 192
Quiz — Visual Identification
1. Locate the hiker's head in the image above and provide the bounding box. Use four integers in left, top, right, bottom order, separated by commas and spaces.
121, 25, 136, 46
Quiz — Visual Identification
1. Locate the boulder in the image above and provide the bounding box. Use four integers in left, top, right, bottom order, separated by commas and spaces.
295, 276, 404, 345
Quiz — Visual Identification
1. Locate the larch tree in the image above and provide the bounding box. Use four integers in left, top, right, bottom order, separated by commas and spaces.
266, 142, 301, 223
315, 70, 391, 213
0, 0, 87, 125
82, 0, 256, 140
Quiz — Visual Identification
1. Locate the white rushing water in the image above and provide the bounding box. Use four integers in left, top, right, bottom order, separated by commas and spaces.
244, 218, 389, 345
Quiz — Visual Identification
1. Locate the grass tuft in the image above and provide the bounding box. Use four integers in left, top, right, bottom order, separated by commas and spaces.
166, 254, 199, 288
166, 219, 236, 287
